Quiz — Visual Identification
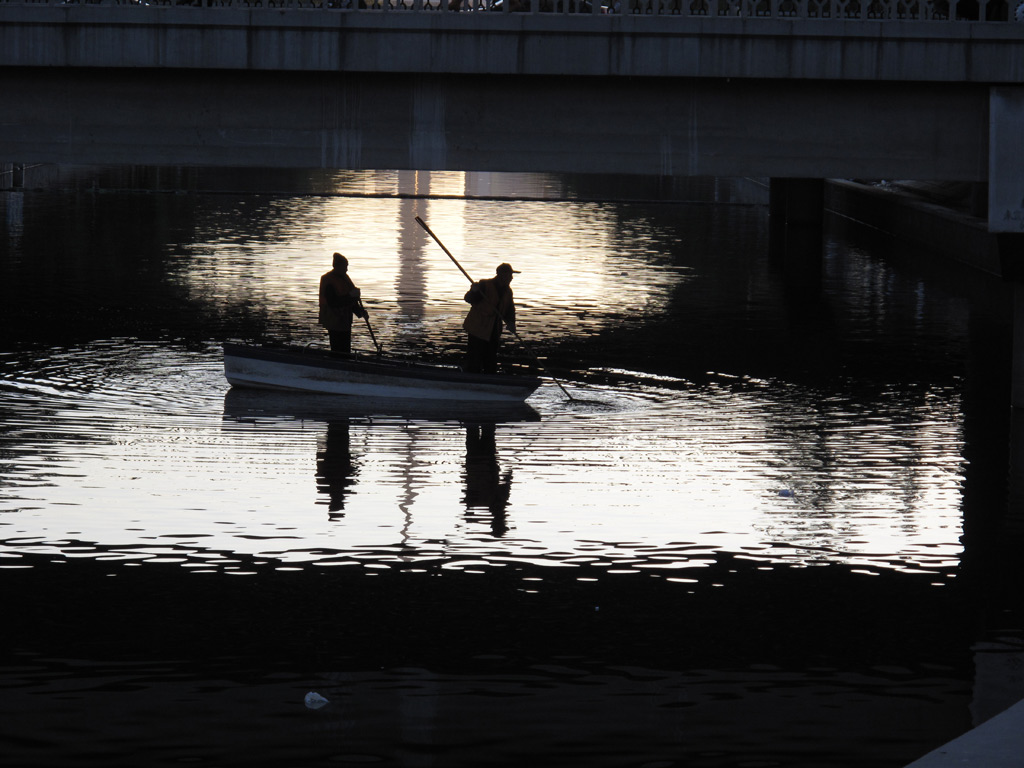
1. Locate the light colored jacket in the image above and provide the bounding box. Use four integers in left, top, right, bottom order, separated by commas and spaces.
463, 278, 515, 341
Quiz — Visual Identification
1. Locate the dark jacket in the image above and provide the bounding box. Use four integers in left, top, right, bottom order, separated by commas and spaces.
319, 270, 361, 331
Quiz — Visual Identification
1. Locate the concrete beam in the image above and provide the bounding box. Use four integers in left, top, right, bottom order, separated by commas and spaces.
1, 8, 1024, 82
0, 68, 990, 180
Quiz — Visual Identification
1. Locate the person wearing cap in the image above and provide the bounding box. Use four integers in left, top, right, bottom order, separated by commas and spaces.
319, 252, 367, 354
463, 262, 519, 374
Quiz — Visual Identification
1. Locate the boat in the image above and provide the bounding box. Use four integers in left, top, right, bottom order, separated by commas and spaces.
222, 343, 543, 402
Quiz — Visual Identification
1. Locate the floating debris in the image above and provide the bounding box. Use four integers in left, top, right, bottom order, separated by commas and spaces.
304, 692, 330, 710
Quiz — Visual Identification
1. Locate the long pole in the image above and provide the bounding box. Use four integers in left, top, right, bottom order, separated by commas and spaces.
415, 216, 473, 282
414, 215, 577, 402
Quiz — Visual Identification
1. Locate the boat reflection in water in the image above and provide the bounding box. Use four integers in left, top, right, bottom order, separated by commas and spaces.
221, 385, 541, 425
463, 422, 512, 537
221, 387, 539, 525
316, 420, 359, 519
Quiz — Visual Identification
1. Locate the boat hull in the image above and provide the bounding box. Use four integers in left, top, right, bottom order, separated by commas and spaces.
223, 343, 542, 402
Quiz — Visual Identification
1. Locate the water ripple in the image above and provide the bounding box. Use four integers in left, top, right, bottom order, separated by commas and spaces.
0, 317, 965, 583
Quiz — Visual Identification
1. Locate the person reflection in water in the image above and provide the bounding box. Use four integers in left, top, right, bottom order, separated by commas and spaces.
316, 421, 359, 520
463, 423, 512, 537
463, 263, 519, 374
319, 252, 367, 355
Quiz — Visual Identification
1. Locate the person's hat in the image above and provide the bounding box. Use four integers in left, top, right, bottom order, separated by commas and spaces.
496, 263, 521, 274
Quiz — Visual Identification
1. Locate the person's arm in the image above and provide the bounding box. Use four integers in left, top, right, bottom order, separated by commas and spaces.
346, 284, 362, 314
352, 288, 367, 319
328, 277, 361, 313
465, 282, 484, 305
319, 275, 332, 310
505, 295, 516, 334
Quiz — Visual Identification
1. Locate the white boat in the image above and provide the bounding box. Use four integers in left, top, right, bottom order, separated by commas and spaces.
223, 343, 543, 402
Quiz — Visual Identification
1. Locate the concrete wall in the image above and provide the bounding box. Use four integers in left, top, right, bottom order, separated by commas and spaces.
990, 87, 1024, 234
827, 179, 1003, 273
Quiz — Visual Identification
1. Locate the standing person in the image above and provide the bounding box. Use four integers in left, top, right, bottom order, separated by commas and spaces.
463, 262, 520, 374
319, 252, 366, 354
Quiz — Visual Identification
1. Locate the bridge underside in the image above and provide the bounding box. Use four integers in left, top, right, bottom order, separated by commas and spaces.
0, 68, 990, 182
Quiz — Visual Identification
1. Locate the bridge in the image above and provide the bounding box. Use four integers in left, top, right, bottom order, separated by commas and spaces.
1, 1, 1023, 230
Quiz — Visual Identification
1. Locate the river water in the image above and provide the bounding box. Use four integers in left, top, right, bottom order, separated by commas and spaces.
2, 167, 1023, 767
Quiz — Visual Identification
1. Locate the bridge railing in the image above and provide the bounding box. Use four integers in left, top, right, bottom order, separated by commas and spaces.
2, 0, 1021, 20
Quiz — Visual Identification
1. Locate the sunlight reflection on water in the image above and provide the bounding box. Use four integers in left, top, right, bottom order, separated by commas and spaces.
0, 339, 963, 581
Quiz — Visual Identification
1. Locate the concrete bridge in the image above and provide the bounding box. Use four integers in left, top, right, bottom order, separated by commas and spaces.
1, 1, 1024, 231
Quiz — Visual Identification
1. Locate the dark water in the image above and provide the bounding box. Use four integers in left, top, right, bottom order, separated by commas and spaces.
2, 166, 1023, 767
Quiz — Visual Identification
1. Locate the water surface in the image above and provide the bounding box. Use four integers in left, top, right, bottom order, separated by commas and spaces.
1, 168, 1021, 767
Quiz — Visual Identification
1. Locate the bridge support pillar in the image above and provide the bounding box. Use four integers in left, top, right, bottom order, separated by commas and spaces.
1008, 246, 1024, 409
1009, 408, 1024, 533
989, 87, 1024, 238
991, 87, 1024, 415
989, 89, 1024, 523
769, 178, 824, 287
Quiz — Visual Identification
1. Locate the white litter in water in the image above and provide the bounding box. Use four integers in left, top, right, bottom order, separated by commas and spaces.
304, 692, 330, 710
